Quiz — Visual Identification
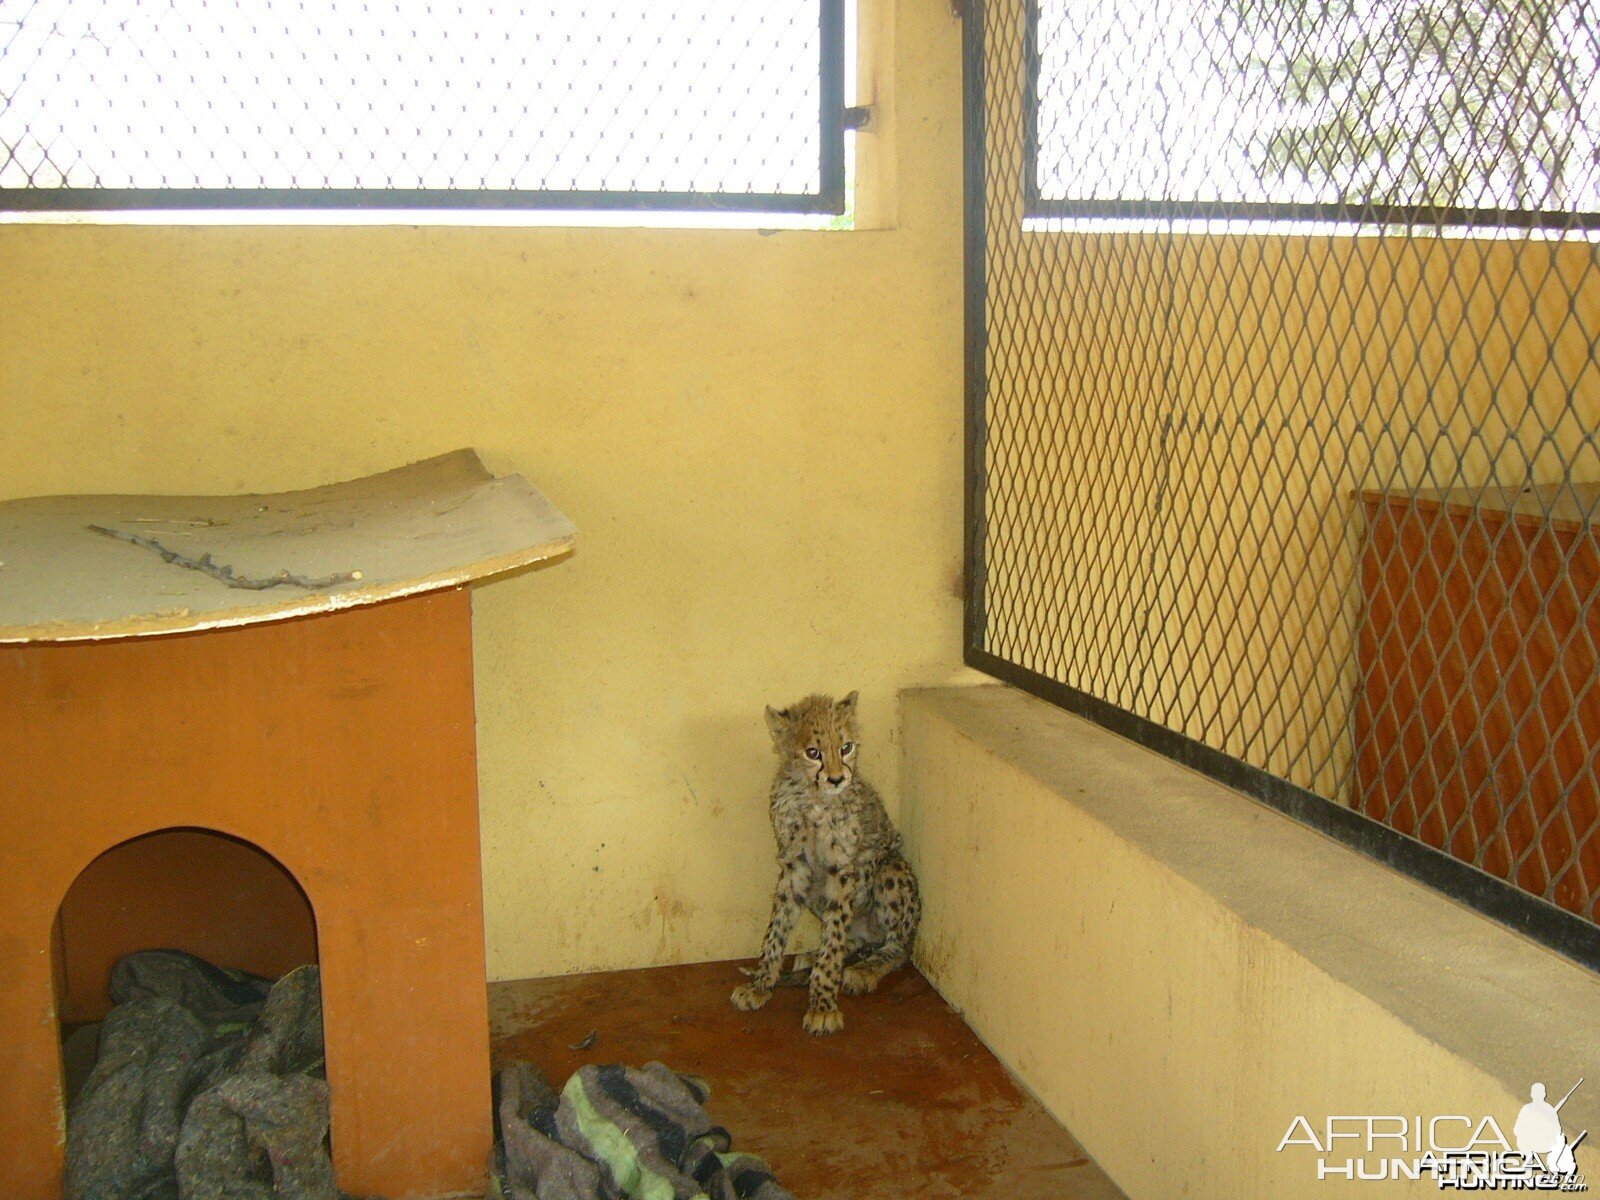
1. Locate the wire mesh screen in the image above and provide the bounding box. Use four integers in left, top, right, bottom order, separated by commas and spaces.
0, 0, 845, 211
967, 0, 1600, 948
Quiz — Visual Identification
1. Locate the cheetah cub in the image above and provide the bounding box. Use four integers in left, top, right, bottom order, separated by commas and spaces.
731, 691, 921, 1035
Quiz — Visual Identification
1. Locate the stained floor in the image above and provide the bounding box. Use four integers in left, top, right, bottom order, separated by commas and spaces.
489, 961, 1126, 1200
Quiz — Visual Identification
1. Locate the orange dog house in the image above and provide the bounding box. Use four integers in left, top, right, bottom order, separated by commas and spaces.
0, 451, 574, 1199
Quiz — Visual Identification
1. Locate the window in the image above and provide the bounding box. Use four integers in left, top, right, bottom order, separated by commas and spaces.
0, 0, 848, 214
1028, 0, 1600, 230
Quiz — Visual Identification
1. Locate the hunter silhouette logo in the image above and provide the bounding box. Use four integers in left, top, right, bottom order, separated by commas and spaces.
1277, 1078, 1588, 1188
1515, 1079, 1586, 1181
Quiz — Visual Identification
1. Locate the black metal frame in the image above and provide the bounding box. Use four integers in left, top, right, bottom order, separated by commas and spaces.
961, 0, 1600, 973
1017, 0, 1600, 234
0, 0, 848, 215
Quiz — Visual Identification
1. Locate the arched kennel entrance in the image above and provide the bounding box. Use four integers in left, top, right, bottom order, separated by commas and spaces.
55, 827, 319, 1029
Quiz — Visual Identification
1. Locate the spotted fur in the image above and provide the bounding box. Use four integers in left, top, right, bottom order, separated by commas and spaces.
730, 692, 921, 1035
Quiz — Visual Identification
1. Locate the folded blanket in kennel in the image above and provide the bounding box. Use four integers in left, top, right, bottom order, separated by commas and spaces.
66, 949, 343, 1200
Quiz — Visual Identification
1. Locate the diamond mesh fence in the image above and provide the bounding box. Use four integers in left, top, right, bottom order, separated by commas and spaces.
0, 0, 846, 210
968, 0, 1600, 939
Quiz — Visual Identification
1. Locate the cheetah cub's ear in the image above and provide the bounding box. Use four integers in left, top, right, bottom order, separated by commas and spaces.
836, 690, 859, 715
765, 705, 794, 748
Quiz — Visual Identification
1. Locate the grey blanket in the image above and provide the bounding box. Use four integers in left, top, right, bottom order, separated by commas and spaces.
495, 1061, 796, 1200
66, 950, 344, 1200
69, 951, 792, 1200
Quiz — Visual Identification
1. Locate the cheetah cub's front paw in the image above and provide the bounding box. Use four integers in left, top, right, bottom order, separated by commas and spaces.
730, 982, 772, 1011
802, 1003, 844, 1036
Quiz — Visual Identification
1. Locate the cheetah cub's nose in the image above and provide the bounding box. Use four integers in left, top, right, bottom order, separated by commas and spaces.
826, 775, 844, 787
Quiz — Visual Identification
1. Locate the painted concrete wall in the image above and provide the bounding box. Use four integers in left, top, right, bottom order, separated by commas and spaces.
902, 685, 1600, 1199
0, 0, 968, 980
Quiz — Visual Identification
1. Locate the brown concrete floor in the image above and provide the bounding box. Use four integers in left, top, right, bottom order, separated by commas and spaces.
489, 961, 1126, 1200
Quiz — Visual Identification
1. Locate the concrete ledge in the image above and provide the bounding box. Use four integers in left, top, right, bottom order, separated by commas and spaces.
900, 684, 1600, 1199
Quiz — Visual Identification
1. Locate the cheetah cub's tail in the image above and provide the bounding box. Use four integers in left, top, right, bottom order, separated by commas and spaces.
737, 948, 868, 989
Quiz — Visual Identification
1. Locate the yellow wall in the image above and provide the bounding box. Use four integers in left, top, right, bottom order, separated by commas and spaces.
903, 686, 1600, 1199
0, 0, 968, 981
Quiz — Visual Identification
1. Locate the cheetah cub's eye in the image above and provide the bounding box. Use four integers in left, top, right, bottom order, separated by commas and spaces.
841, 742, 855, 754
806, 747, 822, 760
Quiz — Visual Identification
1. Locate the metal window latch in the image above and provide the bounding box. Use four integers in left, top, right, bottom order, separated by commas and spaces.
844, 105, 873, 131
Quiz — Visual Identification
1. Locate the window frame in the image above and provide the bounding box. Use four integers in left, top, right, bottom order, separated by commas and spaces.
0, 0, 848, 216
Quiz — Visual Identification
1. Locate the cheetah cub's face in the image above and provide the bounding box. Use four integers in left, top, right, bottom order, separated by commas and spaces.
765, 691, 860, 795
